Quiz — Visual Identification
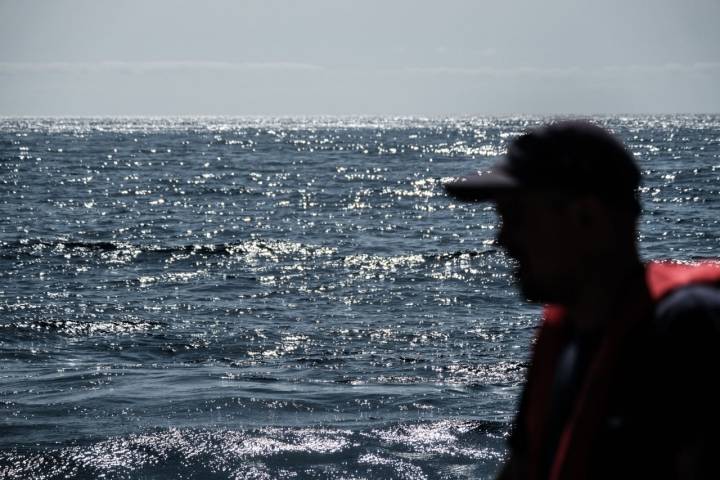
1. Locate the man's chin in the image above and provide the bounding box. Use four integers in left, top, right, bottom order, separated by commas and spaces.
517, 273, 554, 304
517, 275, 570, 304
519, 284, 546, 303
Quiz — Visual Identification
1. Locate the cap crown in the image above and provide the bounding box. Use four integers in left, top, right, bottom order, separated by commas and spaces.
506, 121, 640, 208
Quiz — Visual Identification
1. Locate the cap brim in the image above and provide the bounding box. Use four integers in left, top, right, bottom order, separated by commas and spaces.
443, 169, 520, 202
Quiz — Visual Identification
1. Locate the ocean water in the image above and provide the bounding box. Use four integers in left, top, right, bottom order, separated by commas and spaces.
1, 116, 718, 479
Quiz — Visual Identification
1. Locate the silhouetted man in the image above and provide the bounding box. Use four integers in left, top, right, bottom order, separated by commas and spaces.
445, 121, 720, 480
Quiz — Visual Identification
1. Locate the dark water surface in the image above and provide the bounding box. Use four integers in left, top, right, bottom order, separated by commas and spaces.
1, 116, 719, 479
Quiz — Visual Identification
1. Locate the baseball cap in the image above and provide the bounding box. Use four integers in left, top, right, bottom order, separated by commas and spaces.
443, 120, 641, 212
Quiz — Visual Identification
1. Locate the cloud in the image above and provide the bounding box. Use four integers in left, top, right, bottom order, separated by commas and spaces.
1, 60, 717, 80
403, 62, 720, 79
0, 61, 325, 74
1, 59, 718, 115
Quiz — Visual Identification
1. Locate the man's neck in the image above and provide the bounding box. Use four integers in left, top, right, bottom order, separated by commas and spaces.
565, 258, 646, 335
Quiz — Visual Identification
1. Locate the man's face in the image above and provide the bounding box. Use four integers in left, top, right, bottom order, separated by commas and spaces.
494, 191, 583, 303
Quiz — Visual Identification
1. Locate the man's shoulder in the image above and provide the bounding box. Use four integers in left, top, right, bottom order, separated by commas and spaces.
654, 283, 720, 336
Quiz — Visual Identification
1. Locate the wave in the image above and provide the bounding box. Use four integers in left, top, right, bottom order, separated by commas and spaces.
428, 249, 496, 261
0, 421, 505, 479
0, 318, 162, 336
0, 238, 338, 258
1, 238, 493, 264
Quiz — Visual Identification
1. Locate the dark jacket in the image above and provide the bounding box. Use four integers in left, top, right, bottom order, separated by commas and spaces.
508, 261, 720, 480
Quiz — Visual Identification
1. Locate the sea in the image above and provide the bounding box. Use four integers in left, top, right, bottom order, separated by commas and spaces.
1, 116, 719, 479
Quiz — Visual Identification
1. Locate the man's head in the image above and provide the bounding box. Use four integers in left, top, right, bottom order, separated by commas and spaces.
445, 121, 641, 304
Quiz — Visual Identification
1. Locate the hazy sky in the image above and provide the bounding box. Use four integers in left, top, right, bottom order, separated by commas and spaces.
1, 0, 718, 116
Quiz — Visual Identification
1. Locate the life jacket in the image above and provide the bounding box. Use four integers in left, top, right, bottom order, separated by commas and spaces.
521, 260, 720, 480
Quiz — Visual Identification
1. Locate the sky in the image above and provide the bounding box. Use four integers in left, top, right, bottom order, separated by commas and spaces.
1, 0, 719, 116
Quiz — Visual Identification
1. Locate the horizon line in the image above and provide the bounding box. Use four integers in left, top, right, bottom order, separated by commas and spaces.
2, 112, 719, 119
